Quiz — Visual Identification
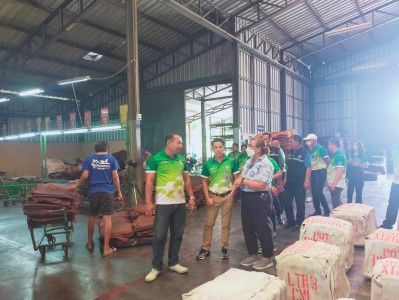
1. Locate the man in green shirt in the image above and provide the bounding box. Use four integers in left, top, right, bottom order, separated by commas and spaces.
304, 133, 331, 216
196, 138, 240, 260
144, 133, 196, 283
228, 143, 241, 161
327, 137, 346, 209
238, 144, 250, 170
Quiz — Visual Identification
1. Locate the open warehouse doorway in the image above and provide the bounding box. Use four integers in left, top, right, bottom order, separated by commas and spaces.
185, 84, 233, 174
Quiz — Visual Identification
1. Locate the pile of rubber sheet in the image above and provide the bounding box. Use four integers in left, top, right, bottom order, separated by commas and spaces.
271, 129, 295, 154
185, 184, 205, 206
45, 158, 83, 180
23, 183, 82, 224
99, 204, 154, 248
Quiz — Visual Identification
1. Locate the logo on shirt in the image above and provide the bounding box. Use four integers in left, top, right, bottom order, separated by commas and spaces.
91, 159, 110, 170
160, 161, 168, 164
226, 166, 230, 170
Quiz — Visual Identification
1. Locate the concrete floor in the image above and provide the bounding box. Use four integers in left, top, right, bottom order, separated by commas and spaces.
0, 175, 395, 300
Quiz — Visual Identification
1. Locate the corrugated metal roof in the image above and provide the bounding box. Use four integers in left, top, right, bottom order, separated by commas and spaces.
1, 0, 398, 99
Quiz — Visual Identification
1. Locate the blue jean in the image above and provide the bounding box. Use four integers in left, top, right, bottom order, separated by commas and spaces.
152, 204, 186, 271
382, 183, 399, 229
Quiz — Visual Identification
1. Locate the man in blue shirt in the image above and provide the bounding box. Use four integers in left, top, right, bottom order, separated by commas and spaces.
70, 141, 122, 256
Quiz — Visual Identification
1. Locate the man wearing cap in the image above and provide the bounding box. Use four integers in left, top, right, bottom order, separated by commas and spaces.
304, 133, 331, 216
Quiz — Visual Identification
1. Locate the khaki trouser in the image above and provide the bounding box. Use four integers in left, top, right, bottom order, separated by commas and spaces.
202, 192, 233, 251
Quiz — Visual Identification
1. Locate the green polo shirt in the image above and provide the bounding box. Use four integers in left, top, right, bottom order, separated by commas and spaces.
228, 151, 241, 161
268, 157, 280, 185
146, 148, 188, 205
201, 155, 239, 194
238, 153, 250, 170
310, 144, 329, 171
327, 149, 346, 188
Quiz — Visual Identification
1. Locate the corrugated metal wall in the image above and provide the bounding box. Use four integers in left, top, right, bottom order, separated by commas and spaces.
238, 48, 309, 134
143, 33, 232, 89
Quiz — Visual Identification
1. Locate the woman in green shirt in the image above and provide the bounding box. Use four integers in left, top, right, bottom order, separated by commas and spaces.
347, 140, 369, 204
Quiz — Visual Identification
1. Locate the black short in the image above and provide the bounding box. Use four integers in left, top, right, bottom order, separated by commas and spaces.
89, 192, 114, 216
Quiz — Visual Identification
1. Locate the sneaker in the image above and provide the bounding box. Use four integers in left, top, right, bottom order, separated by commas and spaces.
168, 263, 188, 274
282, 223, 294, 229
241, 255, 259, 266
258, 247, 262, 254
221, 248, 229, 260
253, 257, 273, 270
196, 248, 210, 260
323, 212, 330, 217
309, 211, 322, 217
145, 269, 161, 282
277, 216, 285, 225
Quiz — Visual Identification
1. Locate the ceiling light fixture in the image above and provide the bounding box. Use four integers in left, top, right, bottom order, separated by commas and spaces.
19, 133, 37, 138
19, 88, 44, 96
90, 125, 122, 132
0, 98, 10, 103
4, 135, 19, 140
57, 76, 91, 86
325, 22, 372, 37
41, 130, 62, 136
63, 128, 88, 134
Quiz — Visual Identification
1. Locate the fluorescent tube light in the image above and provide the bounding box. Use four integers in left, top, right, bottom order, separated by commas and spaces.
19, 88, 44, 96
352, 63, 386, 71
90, 125, 122, 132
63, 128, 88, 134
0, 137, 4, 141
41, 130, 62, 136
4, 135, 19, 140
325, 22, 372, 37
19, 133, 37, 138
0, 98, 10, 103
57, 76, 91, 86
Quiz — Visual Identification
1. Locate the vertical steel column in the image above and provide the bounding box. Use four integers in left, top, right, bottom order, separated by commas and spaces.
126, 0, 142, 206
250, 53, 256, 133
231, 41, 240, 143
201, 99, 207, 164
267, 63, 272, 131
338, 82, 345, 136
309, 82, 315, 133
279, 52, 287, 131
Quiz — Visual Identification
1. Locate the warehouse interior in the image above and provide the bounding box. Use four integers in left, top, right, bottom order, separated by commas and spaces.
1, 0, 399, 299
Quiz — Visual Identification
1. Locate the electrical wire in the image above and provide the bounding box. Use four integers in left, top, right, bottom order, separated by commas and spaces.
71, 84, 83, 127
90, 59, 135, 81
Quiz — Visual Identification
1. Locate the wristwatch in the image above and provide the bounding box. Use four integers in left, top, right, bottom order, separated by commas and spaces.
189, 196, 196, 200
241, 177, 245, 184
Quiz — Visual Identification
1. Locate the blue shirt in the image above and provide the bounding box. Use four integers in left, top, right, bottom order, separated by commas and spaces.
83, 153, 120, 197
241, 154, 274, 192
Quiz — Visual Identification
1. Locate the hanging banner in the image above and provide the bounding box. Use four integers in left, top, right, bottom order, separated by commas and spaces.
70, 112, 76, 129
120, 104, 128, 125
45, 117, 50, 131
56, 115, 62, 130
36, 117, 42, 132
101, 107, 109, 125
84, 111, 91, 128
18, 121, 23, 134
2, 124, 6, 136
27, 119, 32, 133
257, 125, 265, 134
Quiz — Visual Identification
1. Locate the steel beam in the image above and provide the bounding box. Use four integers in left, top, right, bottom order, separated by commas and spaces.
281, 0, 398, 52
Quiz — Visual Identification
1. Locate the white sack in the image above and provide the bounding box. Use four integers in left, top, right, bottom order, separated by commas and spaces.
330, 203, 377, 246
363, 228, 399, 278
43, 158, 66, 174
182, 268, 286, 300
276, 240, 350, 300
371, 257, 399, 300
300, 216, 354, 271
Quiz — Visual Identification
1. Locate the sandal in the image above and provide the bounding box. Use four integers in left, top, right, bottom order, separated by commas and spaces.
102, 247, 117, 257
86, 242, 94, 252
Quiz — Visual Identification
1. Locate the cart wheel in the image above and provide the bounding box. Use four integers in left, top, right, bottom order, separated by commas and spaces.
3, 201, 8, 207
39, 247, 45, 259
47, 235, 56, 244
62, 245, 68, 257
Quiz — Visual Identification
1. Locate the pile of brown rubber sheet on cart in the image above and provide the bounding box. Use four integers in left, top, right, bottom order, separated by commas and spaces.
23, 183, 82, 225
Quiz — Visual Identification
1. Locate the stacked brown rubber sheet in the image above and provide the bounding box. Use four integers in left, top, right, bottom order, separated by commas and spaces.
99, 204, 155, 248
45, 158, 83, 180
185, 184, 205, 206
271, 129, 295, 155
23, 183, 82, 224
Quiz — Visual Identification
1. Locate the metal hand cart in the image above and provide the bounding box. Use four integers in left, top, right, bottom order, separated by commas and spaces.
0, 177, 37, 207
26, 207, 74, 259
